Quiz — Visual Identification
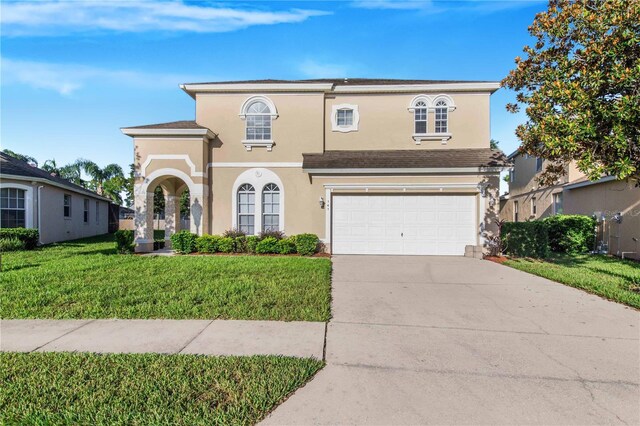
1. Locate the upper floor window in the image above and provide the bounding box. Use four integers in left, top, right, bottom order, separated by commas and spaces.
1, 188, 26, 228
414, 101, 428, 134
237, 184, 255, 235
64, 194, 72, 218
553, 192, 563, 215
331, 104, 359, 132
262, 183, 280, 232
239, 96, 278, 151
434, 100, 448, 133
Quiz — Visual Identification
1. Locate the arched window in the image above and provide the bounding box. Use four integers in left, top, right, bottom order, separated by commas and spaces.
245, 101, 272, 141
237, 184, 255, 234
414, 100, 428, 134
1, 188, 26, 228
434, 99, 448, 133
262, 183, 280, 232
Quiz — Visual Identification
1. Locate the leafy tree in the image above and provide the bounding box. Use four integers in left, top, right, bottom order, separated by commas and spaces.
490, 139, 500, 150
2, 149, 38, 166
502, 0, 640, 185
75, 159, 124, 200
180, 189, 190, 218
123, 164, 135, 208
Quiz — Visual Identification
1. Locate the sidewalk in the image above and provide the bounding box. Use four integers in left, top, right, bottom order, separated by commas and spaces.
0, 319, 326, 359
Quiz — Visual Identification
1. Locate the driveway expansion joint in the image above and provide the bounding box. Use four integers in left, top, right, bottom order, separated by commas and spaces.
32, 319, 97, 353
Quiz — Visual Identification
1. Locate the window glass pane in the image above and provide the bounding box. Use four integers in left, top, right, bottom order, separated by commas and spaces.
415, 121, 426, 134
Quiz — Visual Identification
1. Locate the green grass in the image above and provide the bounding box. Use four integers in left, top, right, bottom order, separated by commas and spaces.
0, 234, 332, 321
0, 352, 323, 425
504, 254, 640, 309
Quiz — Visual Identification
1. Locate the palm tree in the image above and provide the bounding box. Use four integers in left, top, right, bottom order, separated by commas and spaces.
76, 159, 124, 200
41, 159, 61, 175
2, 149, 38, 166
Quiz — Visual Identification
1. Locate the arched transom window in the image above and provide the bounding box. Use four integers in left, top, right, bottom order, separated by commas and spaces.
434, 99, 448, 133
237, 184, 255, 234
245, 101, 272, 141
414, 100, 428, 134
262, 183, 280, 232
1, 188, 26, 228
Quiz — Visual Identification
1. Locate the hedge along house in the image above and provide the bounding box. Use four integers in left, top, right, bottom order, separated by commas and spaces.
122, 79, 511, 255
0, 152, 111, 244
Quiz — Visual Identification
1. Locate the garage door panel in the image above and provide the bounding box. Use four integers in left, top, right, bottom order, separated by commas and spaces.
332, 194, 477, 255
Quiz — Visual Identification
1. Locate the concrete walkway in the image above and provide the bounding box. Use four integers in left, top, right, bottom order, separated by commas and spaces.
0, 319, 325, 359
263, 255, 640, 425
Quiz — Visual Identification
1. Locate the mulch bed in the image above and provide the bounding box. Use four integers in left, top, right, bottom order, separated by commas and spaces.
484, 255, 509, 264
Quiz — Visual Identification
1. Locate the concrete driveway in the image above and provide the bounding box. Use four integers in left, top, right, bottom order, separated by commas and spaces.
263, 255, 640, 425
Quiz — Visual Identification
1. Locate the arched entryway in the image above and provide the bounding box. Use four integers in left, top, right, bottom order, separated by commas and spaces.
134, 168, 207, 252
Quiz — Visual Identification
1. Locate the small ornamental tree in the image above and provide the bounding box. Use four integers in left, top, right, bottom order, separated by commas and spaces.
502, 0, 640, 185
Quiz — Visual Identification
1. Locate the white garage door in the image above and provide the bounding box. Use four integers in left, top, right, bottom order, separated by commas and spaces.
332, 194, 477, 255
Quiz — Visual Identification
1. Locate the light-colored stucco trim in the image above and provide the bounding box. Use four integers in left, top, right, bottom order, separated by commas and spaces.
305, 167, 510, 174
140, 155, 205, 178
209, 162, 302, 169
231, 168, 285, 234
333, 82, 500, 93
0, 174, 111, 202
0, 182, 34, 228
330, 104, 360, 133
238, 95, 279, 119
181, 83, 334, 98
121, 128, 216, 139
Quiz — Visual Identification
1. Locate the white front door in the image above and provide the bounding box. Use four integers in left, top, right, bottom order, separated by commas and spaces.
332, 194, 477, 255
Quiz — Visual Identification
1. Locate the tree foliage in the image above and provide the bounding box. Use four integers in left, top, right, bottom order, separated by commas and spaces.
2, 149, 38, 166
502, 0, 640, 184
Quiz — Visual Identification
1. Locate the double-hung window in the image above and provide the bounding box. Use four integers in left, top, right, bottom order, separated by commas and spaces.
434, 100, 448, 133
414, 101, 427, 134
245, 101, 272, 141
336, 109, 353, 127
262, 183, 280, 232
83, 199, 89, 223
64, 194, 72, 218
0, 188, 26, 228
237, 184, 255, 235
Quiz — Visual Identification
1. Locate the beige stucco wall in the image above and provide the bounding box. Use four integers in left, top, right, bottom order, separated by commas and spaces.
564, 179, 640, 259
1, 178, 109, 244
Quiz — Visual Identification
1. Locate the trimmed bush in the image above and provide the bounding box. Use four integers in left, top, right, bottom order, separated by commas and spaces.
246, 236, 260, 254
256, 237, 279, 254
233, 236, 248, 253
277, 237, 296, 255
295, 233, 319, 256
0, 238, 26, 252
217, 237, 234, 253
501, 221, 549, 258
543, 214, 596, 254
195, 235, 221, 253
170, 230, 197, 254
114, 230, 134, 254
223, 229, 246, 239
0, 228, 39, 250
259, 230, 285, 240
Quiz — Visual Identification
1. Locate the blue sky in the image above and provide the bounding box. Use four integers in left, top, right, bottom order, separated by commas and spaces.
1, 0, 545, 170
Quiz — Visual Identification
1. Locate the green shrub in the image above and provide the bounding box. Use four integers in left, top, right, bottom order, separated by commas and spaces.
170, 230, 197, 254
233, 235, 248, 253
246, 236, 260, 254
543, 214, 596, 254
114, 230, 134, 254
195, 235, 221, 253
501, 221, 549, 258
0, 238, 26, 252
259, 230, 285, 240
256, 237, 279, 254
0, 228, 39, 250
295, 233, 319, 256
217, 237, 234, 253
277, 237, 296, 255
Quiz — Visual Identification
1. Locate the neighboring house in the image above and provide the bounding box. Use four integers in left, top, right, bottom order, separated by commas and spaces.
122, 78, 510, 255
0, 152, 111, 244
500, 151, 640, 259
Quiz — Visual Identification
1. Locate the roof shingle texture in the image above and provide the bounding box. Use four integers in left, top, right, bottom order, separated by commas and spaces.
0, 152, 109, 200
123, 120, 207, 130
183, 78, 494, 86
302, 149, 510, 169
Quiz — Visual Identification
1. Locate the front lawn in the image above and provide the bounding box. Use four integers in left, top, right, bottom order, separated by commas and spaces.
0, 234, 331, 321
504, 254, 640, 309
0, 352, 322, 425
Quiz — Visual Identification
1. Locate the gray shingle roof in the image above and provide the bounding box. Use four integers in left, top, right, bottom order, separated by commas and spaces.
303, 149, 511, 170
123, 120, 207, 130
183, 78, 495, 86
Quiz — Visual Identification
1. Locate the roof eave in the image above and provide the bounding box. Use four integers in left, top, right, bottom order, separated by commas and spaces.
180, 82, 335, 95
120, 127, 217, 139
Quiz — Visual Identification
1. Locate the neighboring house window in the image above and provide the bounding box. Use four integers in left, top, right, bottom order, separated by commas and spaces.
237, 184, 255, 235
83, 199, 89, 223
0, 188, 26, 228
536, 157, 543, 172
262, 183, 280, 232
509, 169, 516, 183
513, 201, 519, 222
553, 193, 563, 215
331, 104, 359, 132
95, 201, 99, 223
414, 101, 428, 134
531, 196, 537, 216
434, 100, 448, 133
245, 101, 272, 141
64, 194, 72, 218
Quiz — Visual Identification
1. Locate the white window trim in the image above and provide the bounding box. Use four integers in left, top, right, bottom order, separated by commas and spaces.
408, 94, 456, 144
231, 168, 284, 234
239, 95, 278, 151
0, 183, 34, 228
331, 104, 360, 133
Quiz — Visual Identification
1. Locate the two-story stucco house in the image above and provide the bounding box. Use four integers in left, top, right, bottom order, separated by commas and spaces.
122, 78, 510, 255
500, 151, 640, 259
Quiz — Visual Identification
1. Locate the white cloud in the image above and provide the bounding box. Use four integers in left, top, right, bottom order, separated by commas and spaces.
1, 57, 206, 95
0, 1, 330, 36
298, 59, 351, 78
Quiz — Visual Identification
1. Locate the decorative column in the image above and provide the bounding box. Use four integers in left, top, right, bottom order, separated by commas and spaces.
164, 193, 180, 247
134, 191, 155, 252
